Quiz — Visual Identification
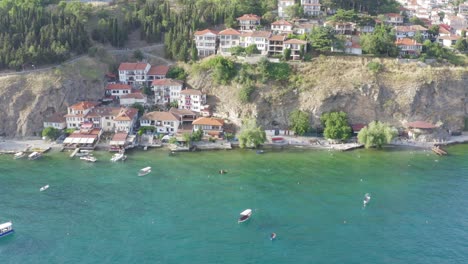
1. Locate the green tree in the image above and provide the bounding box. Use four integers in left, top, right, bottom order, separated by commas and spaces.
191, 43, 198, 61
409, 17, 426, 26
455, 38, 468, 52
238, 84, 255, 103
170, 101, 179, 108
238, 119, 266, 149
309, 26, 336, 52
167, 66, 187, 81
131, 103, 145, 116
133, 49, 144, 61
357, 121, 397, 148
289, 110, 309, 136
329, 9, 359, 23
230, 46, 246, 56
191, 128, 204, 142
360, 24, 398, 56
321, 111, 352, 141
285, 4, 303, 18
245, 44, 260, 55
42, 127, 61, 140
283, 48, 291, 61
414, 31, 424, 44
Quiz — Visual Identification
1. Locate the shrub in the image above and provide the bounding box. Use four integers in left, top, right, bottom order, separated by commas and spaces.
167, 66, 187, 81
191, 129, 204, 142
367, 61, 383, 74
357, 121, 397, 148
238, 85, 255, 103
42, 127, 61, 140
245, 44, 260, 55
289, 110, 310, 136
239, 119, 266, 148
201, 56, 237, 85
321, 111, 352, 141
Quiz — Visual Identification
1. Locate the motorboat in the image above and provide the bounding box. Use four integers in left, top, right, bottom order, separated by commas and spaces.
138, 167, 152, 176
75, 152, 89, 157
40, 185, 49, 192
0, 221, 14, 237
110, 153, 127, 162
13, 152, 25, 159
256, 150, 264, 154
80, 156, 97, 162
270, 233, 277, 240
28, 152, 42, 160
238, 209, 252, 223
363, 193, 371, 206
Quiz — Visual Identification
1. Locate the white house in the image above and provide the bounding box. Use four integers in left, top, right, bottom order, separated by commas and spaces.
151, 78, 184, 105
271, 20, 293, 34
278, 0, 295, 18
119, 92, 148, 106
65, 101, 99, 129
395, 25, 429, 39
140, 111, 181, 134
284, 39, 308, 60
268, 35, 286, 56
118, 62, 151, 87
43, 113, 66, 130
84, 107, 138, 133
194, 29, 218, 58
438, 35, 461, 47
192, 117, 224, 137
395, 38, 423, 55
240, 31, 271, 55
301, 0, 321, 16
236, 14, 261, 31
384, 13, 404, 25
218, 28, 241, 55
178, 89, 207, 112
105, 83, 132, 99
146, 65, 169, 84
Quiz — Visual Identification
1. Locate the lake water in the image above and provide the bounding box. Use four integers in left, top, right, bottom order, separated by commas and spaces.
1, 145, 468, 263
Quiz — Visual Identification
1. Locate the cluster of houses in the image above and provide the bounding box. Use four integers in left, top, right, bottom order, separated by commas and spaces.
43, 62, 225, 151
194, 0, 468, 58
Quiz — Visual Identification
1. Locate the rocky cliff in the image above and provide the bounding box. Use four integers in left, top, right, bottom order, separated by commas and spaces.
0, 57, 108, 137
187, 56, 468, 131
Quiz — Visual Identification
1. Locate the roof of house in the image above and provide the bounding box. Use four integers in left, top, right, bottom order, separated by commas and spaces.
194, 29, 218, 35
385, 13, 403, 18
169, 107, 197, 116
395, 38, 422, 46
114, 108, 138, 121
120, 93, 147, 100
111, 132, 128, 142
44, 112, 66, 123
180, 89, 203, 95
192, 117, 224, 126
269, 35, 287, 41
147, 65, 169, 76
106, 83, 132, 90
284, 39, 307, 44
272, 20, 293, 26
406, 121, 437, 129
395, 25, 428, 32
250, 31, 271, 38
439, 35, 461, 40
219, 28, 241, 35
439, 27, 451, 34
86, 107, 121, 118
69, 101, 99, 110
118, 62, 150, 71
141, 111, 179, 121
151, 78, 183, 86
237, 14, 261, 21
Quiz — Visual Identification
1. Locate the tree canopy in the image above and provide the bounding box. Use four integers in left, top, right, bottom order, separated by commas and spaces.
289, 110, 309, 136
320, 0, 400, 15
42, 127, 61, 140
321, 111, 352, 141
360, 24, 398, 56
238, 119, 266, 149
309, 26, 337, 52
357, 121, 397, 148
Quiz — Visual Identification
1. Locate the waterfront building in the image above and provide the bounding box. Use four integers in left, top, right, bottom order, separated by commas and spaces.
437, 35, 460, 47
192, 117, 224, 137
268, 35, 286, 56
240, 31, 271, 55
395, 38, 423, 55
140, 111, 181, 134
65, 101, 99, 129
151, 78, 184, 105
284, 39, 308, 60
237, 14, 261, 31
395, 25, 429, 39
178, 89, 206, 112
84, 107, 138, 133
43, 113, 66, 130
194, 29, 218, 58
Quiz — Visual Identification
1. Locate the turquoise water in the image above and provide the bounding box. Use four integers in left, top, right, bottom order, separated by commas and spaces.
1, 145, 468, 263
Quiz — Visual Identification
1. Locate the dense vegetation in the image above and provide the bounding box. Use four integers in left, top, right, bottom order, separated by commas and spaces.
321, 0, 400, 15
357, 121, 397, 148
0, 0, 90, 69
321, 111, 352, 141
238, 119, 266, 148
289, 110, 310, 136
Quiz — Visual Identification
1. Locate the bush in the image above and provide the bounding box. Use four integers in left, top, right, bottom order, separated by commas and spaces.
191, 129, 204, 142
238, 85, 255, 103
42, 127, 61, 140
230, 46, 245, 56
167, 66, 187, 80
257, 58, 291, 82
245, 44, 260, 55
289, 110, 309, 136
321, 111, 352, 141
239, 119, 266, 148
200, 56, 237, 85
367, 61, 383, 74
357, 121, 397, 148
138, 126, 155, 136
64, 128, 76, 136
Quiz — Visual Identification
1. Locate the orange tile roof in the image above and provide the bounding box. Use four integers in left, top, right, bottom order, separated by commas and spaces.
114, 108, 138, 121
112, 132, 128, 141
284, 39, 307, 44
118, 62, 150, 71
194, 29, 218, 35
269, 35, 286, 41
147, 65, 169, 76
69, 101, 99, 111
141, 111, 180, 121
406, 121, 436, 129
192, 117, 224, 126
180, 89, 203, 95
106, 83, 132, 90
250, 31, 271, 38
151, 78, 183, 86
385, 13, 402, 18
395, 38, 422, 46
237, 14, 261, 21
169, 107, 197, 116
272, 20, 292, 26
219, 28, 241, 35
439, 35, 460, 40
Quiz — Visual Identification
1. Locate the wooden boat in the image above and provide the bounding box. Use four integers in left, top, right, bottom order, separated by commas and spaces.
40, 185, 49, 192
270, 233, 277, 240
363, 193, 371, 206
13, 152, 25, 159
80, 156, 97, 162
28, 152, 42, 160
0, 221, 14, 237
138, 167, 152, 176
238, 209, 252, 223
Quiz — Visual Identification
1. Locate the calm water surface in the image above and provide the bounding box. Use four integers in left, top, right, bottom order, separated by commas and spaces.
1, 145, 468, 263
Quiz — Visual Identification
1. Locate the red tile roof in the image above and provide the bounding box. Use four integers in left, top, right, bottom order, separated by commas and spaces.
395, 38, 422, 46
284, 39, 307, 44
120, 93, 147, 99
180, 89, 203, 95
112, 132, 128, 141
141, 111, 180, 121
192, 117, 224, 126
406, 121, 437, 129
151, 78, 183, 86
269, 35, 286, 41
237, 14, 261, 21
194, 29, 218, 35
272, 20, 293, 26
118, 62, 150, 71
69, 101, 99, 110
106, 83, 132, 90
219, 28, 241, 35
147, 65, 169, 76
114, 107, 138, 121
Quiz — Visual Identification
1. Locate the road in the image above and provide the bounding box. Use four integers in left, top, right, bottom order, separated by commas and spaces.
0, 43, 173, 77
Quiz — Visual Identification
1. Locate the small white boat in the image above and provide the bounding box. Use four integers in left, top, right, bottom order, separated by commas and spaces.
13, 152, 25, 159
270, 232, 277, 240
138, 167, 152, 176
28, 152, 42, 160
40, 185, 49, 192
80, 156, 97, 162
110, 153, 127, 162
363, 193, 371, 206
0, 221, 14, 237
238, 209, 252, 223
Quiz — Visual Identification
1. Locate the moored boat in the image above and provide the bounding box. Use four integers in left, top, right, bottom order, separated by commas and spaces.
138, 167, 152, 176
238, 209, 252, 223
28, 152, 42, 160
13, 152, 25, 159
0, 221, 14, 237
80, 156, 97, 162
40, 185, 49, 192
110, 153, 127, 162
363, 193, 371, 206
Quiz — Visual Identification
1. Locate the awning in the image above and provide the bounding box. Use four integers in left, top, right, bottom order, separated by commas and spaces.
86, 138, 95, 144
63, 138, 73, 143
109, 140, 125, 146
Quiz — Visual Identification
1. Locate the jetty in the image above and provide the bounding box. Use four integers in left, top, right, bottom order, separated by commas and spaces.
70, 148, 80, 158
432, 145, 447, 156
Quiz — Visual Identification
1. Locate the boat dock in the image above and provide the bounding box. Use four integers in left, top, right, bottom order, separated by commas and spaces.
432, 145, 448, 156
70, 148, 80, 158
